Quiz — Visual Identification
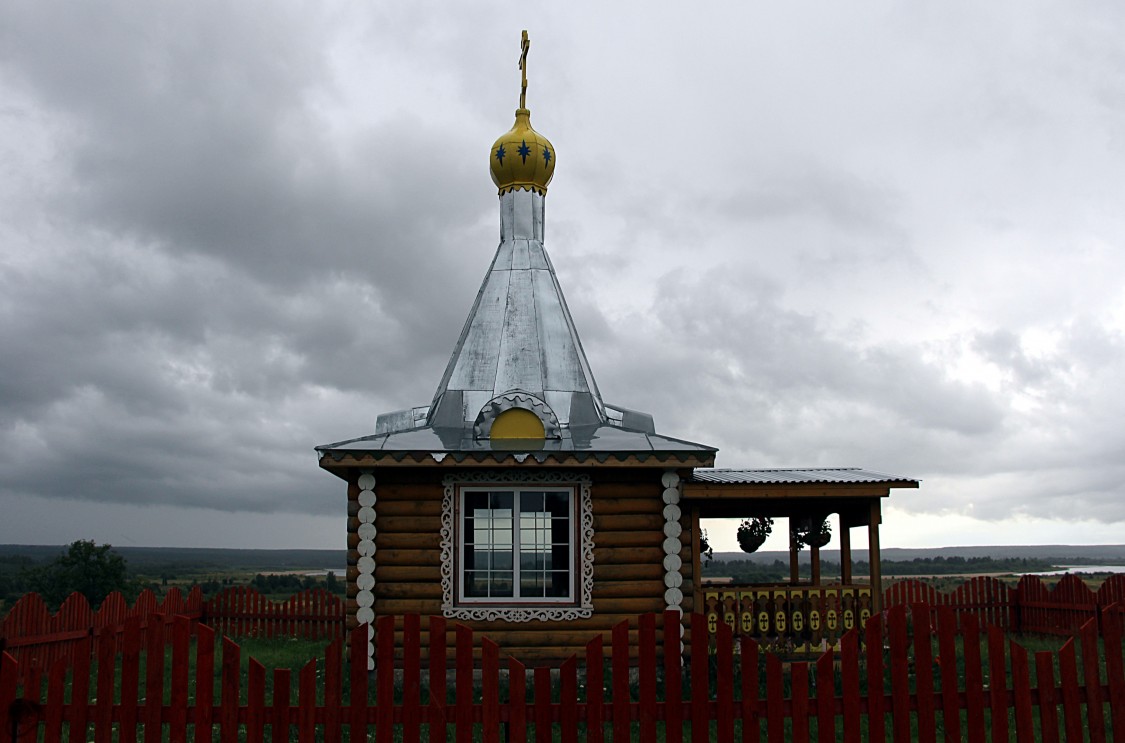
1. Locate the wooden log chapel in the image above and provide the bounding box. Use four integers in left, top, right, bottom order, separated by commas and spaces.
316, 32, 918, 666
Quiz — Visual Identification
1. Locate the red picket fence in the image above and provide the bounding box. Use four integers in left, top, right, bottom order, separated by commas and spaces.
884, 576, 1016, 630
4, 606, 1125, 742
202, 586, 343, 640
0, 587, 202, 685
0, 586, 342, 688
884, 574, 1125, 636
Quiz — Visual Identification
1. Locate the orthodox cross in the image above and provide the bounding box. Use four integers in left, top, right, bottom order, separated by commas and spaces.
519, 30, 530, 109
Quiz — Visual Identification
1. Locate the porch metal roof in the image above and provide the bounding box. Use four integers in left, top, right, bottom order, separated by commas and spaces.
689, 468, 918, 485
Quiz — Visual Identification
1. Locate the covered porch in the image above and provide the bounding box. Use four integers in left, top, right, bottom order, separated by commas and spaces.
682, 468, 919, 650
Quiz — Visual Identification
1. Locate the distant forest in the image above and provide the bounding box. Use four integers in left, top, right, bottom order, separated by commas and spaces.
702, 555, 1058, 583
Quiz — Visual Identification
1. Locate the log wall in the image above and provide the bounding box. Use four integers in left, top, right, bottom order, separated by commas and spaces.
343, 467, 696, 663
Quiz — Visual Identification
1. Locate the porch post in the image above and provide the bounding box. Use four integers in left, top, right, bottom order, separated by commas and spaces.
810, 543, 821, 586
840, 515, 852, 585
789, 523, 800, 584
868, 498, 883, 613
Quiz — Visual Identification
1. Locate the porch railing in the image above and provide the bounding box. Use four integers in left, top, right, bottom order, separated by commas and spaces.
703, 584, 873, 651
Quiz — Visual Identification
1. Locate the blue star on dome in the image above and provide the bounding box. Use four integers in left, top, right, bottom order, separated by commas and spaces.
495, 144, 506, 165
542, 146, 552, 166
518, 140, 531, 164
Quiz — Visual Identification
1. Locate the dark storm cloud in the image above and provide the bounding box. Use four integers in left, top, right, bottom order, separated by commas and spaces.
2, 2, 1125, 547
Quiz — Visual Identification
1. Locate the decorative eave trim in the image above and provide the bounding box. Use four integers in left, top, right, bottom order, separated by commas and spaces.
439, 470, 594, 622
319, 451, 716, 469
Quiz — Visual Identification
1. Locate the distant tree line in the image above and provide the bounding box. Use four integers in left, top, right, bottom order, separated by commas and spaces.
248, 572, 341, 595
703, 555, 1057, 583
0, 540, 146, 610
0, 541, 347, 613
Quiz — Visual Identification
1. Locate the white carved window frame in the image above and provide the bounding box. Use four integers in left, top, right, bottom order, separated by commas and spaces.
441, 471, 594, 622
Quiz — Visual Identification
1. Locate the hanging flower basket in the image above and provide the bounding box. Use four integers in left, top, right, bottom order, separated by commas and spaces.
792, 516, 831, 550
736, 517, 773, 554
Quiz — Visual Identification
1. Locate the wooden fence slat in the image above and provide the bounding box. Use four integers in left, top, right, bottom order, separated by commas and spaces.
1035, 651, 1059, 743
324, 638, 342, 743
791, 661, 809, 741
220, 637, 240, 743
16, 656, 42, 743
171, 615, 192, 743
534, 666, 551, 743
1010, 641, 1034, 741
740, 635, 760, 743
376, 617, 395, 743
1102, 605, 1125, 743
272, 668, 290, 743
586, 635, 605, 743
247, 658, 266, 743
561, 655, 579, 743
638, 613, 658, 741
865, 614, 886, 743
765, 654, 784, 743
455, 625, 473, 743
689, 614, 709, 743
298, 659, 316, 743
911, 604, 937, 743
403, 613, 421, 743
145, 617, 167, 743
956, 613, 982, 743
351, 623, 372, 743
482, 638, 500, 743
1057, 639, 1083, 743
44, 656, 67, 742
428, 616, 447, 743
613, 620, 631, 743
936, 606, 962, 743
509, 656, 527, 742
68, 635, 92, 743
119, 615, 142, 743
816, 649, 835, 743
986, 624, 1008, 743
840, 630, 860, 743
716, 620, 736, 743
194, 623, 216, 743
1080, 616, 1107, 743
662, 609, 683, 743
888, 607, 912, 743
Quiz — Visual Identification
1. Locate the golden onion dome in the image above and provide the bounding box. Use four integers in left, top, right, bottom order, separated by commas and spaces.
489, 31, 555, 195
490, 109, 555, 195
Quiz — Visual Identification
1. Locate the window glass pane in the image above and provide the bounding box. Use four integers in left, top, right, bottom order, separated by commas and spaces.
521, 491, 544, 512
490, 491, 513, 512
520, 550, 547, 571
492, 551, 512, 570
546, 571, 569, 597
464, 572, 487, 597
551, 515, 569, 543
520, 571, 545, 597
545, 491, 569, 517
465, 492, 489, 511
491, 572, 513, 597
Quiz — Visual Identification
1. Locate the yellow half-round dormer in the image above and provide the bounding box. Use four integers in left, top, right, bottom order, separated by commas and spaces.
490, 109, 555, 195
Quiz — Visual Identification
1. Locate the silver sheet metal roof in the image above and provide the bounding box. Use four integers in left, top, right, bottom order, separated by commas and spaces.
317, 423, 717, 462
318, 186, 718, 461
427, 188, 605, 429
689, 468, 918, 485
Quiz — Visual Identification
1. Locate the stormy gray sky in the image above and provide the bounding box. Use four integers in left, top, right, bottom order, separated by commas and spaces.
3, 2, 1125, 552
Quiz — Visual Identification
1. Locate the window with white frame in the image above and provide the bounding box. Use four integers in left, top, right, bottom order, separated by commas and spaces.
441, 473, 594, 622
459, 487, 575, 602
